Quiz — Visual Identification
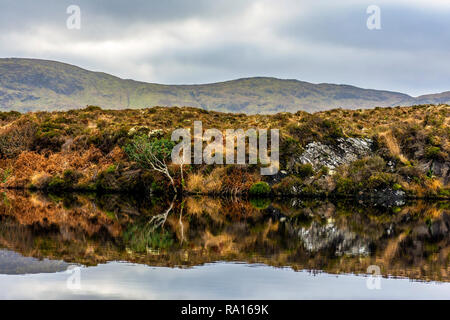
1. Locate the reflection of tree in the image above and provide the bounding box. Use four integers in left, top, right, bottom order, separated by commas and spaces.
122, 196, 177, 252
179, 200, 185, 244
147, 196, 175, 231
0, 190, 448, 282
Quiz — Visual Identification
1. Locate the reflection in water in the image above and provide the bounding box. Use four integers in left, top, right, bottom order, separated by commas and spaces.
1, 262, 449, 300
0, 190, 448, 285
0, 249, 69, 275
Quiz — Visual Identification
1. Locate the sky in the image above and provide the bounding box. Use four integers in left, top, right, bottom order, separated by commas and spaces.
0, 0, 449, 96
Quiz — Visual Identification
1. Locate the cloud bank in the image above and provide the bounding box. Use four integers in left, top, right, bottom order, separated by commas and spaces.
0, 0, 449, 95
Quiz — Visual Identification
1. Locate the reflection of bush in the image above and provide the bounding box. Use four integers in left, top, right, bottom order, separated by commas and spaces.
0, 190, 448, 282
123, 223, 174, 253
250, 197, 271, 209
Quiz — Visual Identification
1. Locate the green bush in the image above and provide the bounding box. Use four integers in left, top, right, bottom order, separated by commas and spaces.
367, 172, 397, 189
47, 170, 83, 190
96, 167, 119, 191
392, 183, 403, 190
335, 176, 357, 194
47, 176, 66, 190
295, 163, 315, 178
124, 135, 175, 169
249, 181, 271, 196
425, 146, 442, 160
438, 188, 450, 198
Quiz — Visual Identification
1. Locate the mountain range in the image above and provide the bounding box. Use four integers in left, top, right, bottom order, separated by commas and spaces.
1, 58, 449, 114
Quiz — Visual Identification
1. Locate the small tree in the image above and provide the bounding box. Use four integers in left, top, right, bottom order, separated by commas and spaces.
124, 135, 176, 193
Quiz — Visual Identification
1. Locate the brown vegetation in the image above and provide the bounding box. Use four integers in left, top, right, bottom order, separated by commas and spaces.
0, 104, 448, 197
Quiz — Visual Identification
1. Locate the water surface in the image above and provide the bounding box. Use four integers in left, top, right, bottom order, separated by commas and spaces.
0, 191, 448, 299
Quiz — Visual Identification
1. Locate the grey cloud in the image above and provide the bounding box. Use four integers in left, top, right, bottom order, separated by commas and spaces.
0, 0, 449, 96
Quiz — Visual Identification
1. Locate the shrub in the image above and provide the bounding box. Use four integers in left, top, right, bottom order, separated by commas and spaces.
84, 105, 102, 112
47, 176, 66, 190
124, 135, 177, 192
438, 188, 450, 198
124, 135, 175, 169
96, 167, 119, 191
63, 169, 83, 184
0, 119, 38, 158
425, 146, 442, 160
33, 120, 66, 152
272, 176, 302, 195
249, 181, 271, 196
186, 173, 204, 193
221, 166, 258, 195
334, 156, 398, 193
335, 176, 356, 194
294, 163, 315, 178
47, 170, 83, 190
367, 172, 397, 189
90, 127, 129, 153
393, 183, 403, 190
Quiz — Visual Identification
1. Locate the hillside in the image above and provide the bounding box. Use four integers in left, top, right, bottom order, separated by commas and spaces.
0, 104, 448, 199
1, 58, 449, 114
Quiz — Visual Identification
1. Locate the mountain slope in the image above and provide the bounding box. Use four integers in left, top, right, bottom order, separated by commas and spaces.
0, 58, 448, 113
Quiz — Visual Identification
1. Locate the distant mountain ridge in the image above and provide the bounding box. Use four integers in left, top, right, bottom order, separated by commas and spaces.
0, 58, 449, 114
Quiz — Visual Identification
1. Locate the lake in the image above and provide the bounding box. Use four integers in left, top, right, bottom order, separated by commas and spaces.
0, 190, 448, 299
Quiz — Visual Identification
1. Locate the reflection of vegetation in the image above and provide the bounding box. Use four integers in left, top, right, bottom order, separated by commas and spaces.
250, 197, 271, 209
123, 196, 177, 252
123, 225, 174, 253
0, 190, 448, 282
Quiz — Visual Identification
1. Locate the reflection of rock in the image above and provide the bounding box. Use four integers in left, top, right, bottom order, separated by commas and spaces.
430, 217, 449, 239
297, 221, 370, 256
0, 190, 448, 282
358, 188, 406, 207
297, 138, 373, 172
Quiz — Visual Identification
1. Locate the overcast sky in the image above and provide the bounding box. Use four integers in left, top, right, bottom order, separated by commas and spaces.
1, 0, 449, 96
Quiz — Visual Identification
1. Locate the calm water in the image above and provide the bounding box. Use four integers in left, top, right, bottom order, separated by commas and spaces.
0, 191, 448, 299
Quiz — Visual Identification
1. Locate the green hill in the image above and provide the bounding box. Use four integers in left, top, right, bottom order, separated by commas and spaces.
0, 58, 448, 113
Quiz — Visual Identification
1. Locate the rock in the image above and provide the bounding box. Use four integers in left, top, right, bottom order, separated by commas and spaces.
128, 127, 137, 136
431, 160, 450, 185
296, 137, 373, 173
148, 129, 164, 138
265, 169, 289, 185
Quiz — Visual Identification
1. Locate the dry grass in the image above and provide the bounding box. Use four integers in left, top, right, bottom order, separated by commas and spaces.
186, 167, 225, 194
378, 130, 409, 164
0, 104, 448, 194
186, 174, 204, 193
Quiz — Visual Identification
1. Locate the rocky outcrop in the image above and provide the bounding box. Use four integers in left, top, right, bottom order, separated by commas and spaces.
431, 160, 450, 185
297, 137, 373, 172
